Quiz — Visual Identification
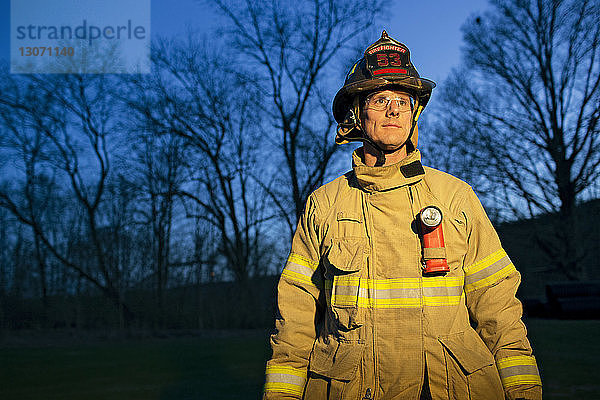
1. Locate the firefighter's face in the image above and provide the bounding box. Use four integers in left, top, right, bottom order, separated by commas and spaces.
361, 89, 412, 152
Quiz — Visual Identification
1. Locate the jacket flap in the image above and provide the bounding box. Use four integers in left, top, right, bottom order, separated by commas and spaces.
336, 211, 362, 223
309, 339, 364, 381
438, 331, 494, 374
327, 237, 366, 272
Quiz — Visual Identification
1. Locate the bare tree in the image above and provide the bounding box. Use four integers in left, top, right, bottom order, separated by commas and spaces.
0, 78, 54, 310
0, 209, 11, 303
123, 36, 275, 282
426, 0, 600, 279
208, 0, 385, 236
0, 71, 136, 323
115, 130, 190, 322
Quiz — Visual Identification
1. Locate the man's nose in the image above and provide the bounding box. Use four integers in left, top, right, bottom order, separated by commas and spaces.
386, 100, 402, 116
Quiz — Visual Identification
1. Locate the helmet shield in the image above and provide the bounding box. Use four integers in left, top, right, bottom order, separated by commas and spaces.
364, 37, 417, 80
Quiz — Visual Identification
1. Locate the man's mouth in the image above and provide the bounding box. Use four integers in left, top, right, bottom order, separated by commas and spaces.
382, 124, 402, 128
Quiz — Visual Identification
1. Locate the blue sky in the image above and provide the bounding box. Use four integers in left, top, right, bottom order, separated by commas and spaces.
1, 0, 490, 80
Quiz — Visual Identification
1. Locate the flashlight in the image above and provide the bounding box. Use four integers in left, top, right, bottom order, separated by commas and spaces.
419, 206, 450, 275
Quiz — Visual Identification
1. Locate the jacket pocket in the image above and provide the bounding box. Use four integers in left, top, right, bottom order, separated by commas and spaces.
309, 337, 365, 380
305, 338, 365, 400
336, 211, 364, 237
325, 237, 366, 329
439, 330, 503, 400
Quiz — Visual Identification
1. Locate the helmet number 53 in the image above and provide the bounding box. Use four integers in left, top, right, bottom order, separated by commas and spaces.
376, 53, 403, 67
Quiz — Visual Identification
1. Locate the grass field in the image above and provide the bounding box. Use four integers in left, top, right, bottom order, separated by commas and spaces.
0, 330, 271, 400
526, 319, 600, 399
1, 319, 598, 399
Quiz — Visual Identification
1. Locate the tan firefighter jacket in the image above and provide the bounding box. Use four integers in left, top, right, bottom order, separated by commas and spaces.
264, 150, 542, 400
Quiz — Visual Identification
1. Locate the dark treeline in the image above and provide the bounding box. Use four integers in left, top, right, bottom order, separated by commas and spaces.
1, 0, 598, 331
0, 0, 384, 330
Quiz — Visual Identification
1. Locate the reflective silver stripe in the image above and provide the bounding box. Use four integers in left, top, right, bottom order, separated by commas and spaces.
363, 280, 422, 307
281, 253, 319, 287
465, 255, 511, 286
464, 249, 517, 292
499, 364, 540, 377
371, 285, 421, 299
496, 355, 541, 387
264, 366, 306, 396
422, 279, 464, 306
328, 276, 464, 308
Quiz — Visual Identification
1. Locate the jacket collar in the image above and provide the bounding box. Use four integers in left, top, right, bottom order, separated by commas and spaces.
352, 149, 425, 192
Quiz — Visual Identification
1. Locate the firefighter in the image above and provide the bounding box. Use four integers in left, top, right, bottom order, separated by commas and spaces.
263, 31, 542, 400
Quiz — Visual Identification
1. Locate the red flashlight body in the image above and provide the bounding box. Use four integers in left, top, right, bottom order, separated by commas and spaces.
420, 207, 450, 274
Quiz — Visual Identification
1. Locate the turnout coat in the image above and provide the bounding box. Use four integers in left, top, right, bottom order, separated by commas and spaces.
264, 150, 542, 400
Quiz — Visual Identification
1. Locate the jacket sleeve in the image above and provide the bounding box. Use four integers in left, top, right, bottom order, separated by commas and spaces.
263, 194, 325, 399
461, 188, 542, 400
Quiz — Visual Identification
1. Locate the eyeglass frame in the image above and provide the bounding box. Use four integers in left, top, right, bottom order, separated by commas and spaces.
363, 92, 414, 113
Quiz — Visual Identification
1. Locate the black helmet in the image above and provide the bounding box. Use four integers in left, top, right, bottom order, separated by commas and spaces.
333, 31, 436, 153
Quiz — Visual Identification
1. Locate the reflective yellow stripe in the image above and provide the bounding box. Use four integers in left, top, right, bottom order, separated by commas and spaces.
281, 269, 316, 287
423, 276, 463, 287
331, 277, 463, 288
361, 297, 422, 308
333, 294, 361, 306
496, 355, 541, 388
264, 382, 304, 396
496, 355, 538, 369
465, 263, 516, 292
265, 365, 306, 396
328, 276, 465, 308
501, 374, 542, 387
464, 249, 517, 292
465, 249, 506, 274
334, 276, 361, 287
266, 365, 306, 377
281, 253, 319, 288
375, 278, 420, 289
287, 253, 318, 271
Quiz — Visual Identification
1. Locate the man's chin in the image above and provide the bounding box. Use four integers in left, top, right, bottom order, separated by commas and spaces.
378, 143, 405, 152
365, 140, 406, 153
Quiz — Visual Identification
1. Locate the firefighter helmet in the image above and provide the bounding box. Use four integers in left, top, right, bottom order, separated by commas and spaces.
333, 31, 436, 153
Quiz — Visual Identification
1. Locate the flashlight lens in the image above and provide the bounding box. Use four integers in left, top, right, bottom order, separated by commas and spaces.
421, 206, 442, 227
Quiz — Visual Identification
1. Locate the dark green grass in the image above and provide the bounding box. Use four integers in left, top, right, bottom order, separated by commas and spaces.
1, 319, 598, 399
0, 331, 271, 400
526, 319, 600, 399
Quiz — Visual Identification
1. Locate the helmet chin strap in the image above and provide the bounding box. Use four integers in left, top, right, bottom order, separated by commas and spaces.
363, 137, 405, 167
363, 139, 388, 167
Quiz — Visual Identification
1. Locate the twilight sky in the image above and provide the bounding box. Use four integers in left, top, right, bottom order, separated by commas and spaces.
1, 0, 490, 82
